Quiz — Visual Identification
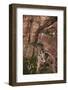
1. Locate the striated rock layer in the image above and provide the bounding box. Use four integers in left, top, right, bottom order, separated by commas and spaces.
23, 15, 57, 74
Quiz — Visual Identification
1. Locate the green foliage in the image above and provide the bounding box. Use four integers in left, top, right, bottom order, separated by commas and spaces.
39, 63, 53, 73
36, 42, 43, 47
43, 30, 55, 37
23, 55, 37, 74
23, 57, 30, 74
30, 42, 43, 47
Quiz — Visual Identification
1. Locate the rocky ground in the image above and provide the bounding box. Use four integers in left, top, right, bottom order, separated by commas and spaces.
23, 15, 57, 74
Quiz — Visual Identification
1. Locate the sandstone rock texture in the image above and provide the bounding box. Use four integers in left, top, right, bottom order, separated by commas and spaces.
23, 15, 57, 74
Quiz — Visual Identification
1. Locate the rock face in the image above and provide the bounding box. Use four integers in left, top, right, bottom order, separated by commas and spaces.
23, 15, 57, 74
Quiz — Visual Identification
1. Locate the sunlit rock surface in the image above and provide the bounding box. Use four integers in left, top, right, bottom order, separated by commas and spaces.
23, 15, 57, 74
